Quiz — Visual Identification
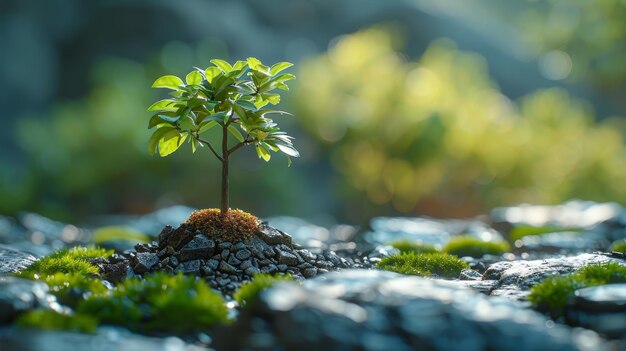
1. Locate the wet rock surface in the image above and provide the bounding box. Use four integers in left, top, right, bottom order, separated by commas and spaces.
0, 246, 38, 276
217, 270, 607, 351
99, 222, 349, 295
0, 326, 209, 351
566, 284, 626, 337
0, 277, 58, 324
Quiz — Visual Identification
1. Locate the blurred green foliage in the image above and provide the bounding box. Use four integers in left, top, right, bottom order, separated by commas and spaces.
443, 235, 510, 258
294, 27, 626, 217
389, 240, 437, 254
516, 0, 626, 86
17, 309, 99, 334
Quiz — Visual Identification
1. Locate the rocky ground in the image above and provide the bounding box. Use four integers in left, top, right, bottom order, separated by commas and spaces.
1, 200, 625, 350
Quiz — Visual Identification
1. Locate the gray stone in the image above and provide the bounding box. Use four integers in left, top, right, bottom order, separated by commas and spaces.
175, 259, 201, 274
221, 249, 230, 260
277, 250, 298, 266
219, 261, 238, 274
459, 269, 483, 281
0, 245, 38, 275
257, 224, 292, 245
245, 267, 261, 276
205, 259, 219, 271
176, 235, 215, 262
216, 270, 607, 351
302, 267, 318, 278
0, 277, 57, 323
277, 264, 288, 272
133, 252, 159, 274
233, 242, 247, 251
235, 249, 252, 261
240, 259, 254, 270
218, 242, 232, 250
261, 265, 278, 274
227, 255, 242, 266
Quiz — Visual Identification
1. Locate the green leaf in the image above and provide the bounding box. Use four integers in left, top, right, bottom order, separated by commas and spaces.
276, 143, 300, 157
270, 62, 293, 76
246, 57, 263, 71
152, 75, 183, 90
158, 130, 187, 157
236, 82, 257, 94
206, 112, 228, 124
264, 93, 280, 105
147, 99, 178, 112
234, 100, 258, 111
147, 126, 175, 156
148, 114, 179, 129
272, 73, 296, 83
204, 67, 221, 83
256, 144, 271, 161
185, 71, 203, 85
231, 104, 248, 123
191, 139, 198, 153
233, 60, 248, 70
227, 125, 245, 142
198, 121, 217, 134
211, 59, 233, 73
178, 114, 196, 130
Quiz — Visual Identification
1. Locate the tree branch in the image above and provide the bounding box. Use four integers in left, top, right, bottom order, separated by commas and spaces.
195, 135, 223, 162
227, 138, 255, 156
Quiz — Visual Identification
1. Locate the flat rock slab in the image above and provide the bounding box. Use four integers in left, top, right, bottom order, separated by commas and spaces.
217, 269, 607, 351
0, 245, 38, 276
0, 326, 209, 351
483, 253, 624, 290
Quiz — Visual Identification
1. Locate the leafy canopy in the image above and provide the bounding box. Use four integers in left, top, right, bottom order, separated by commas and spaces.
147, 57, 298, 163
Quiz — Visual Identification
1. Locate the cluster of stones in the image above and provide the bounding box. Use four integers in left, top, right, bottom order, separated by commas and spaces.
97, 223, 348, 295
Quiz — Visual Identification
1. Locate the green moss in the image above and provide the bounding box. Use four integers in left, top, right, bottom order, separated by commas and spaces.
78, 272, 229, 334
17, 246, 112, 278
40, 273, 108, 307
509, 225, 582, 242
443, 235, 510, 258
377, 252, 470, 278
16, 309, 98, 334
234, 273, 294, 307
529, 262, 626, 317
609, 239, 626, 253
389, 240, 438, 254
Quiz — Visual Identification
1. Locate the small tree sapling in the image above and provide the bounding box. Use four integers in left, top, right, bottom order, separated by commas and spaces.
147, 58, 298, 214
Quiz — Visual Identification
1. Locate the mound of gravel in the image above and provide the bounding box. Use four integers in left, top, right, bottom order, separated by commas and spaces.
97, 222, 349, 295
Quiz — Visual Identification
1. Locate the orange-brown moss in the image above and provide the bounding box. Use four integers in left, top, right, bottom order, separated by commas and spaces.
184, 208, 261, 242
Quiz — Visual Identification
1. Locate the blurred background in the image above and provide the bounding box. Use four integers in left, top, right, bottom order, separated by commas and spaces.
0, 0, 624, 225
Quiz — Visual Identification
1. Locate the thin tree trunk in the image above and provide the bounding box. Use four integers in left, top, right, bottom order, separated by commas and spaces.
220, 125, 229, 215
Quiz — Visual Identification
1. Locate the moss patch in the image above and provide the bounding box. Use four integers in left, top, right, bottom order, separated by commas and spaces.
16, 309, 98, 334
443, 235, 510, 258
528, 262, 626, 317
234, 273, 294, 307
609, 239, 626, 253
509, 225, 582, 242
184, 208, 261, 242
390, 240, 438, 254
17, 246, 112, 278
377, 252, 470, 278
78, 272, 229, 334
